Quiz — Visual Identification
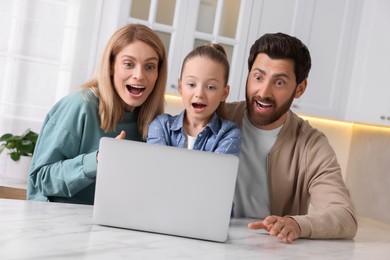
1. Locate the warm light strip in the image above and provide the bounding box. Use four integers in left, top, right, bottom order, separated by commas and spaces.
299, 115, 354, 127
300, 114, 390, 132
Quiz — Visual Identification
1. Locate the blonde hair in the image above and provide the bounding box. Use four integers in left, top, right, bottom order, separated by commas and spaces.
180, 43, 229, 119
84, 24, 167, 139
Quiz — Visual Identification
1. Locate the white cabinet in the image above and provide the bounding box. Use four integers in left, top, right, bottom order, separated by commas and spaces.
94, 0, 390, 127
290, 0, 360, 120
119, 0, 253, 102
237, 0, 361, 120
237, 0, 301, 101
345, 0, 390, 126
95, 0, 364, 120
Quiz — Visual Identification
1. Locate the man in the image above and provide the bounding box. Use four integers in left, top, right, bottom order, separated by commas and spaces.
226, 33, 357, 243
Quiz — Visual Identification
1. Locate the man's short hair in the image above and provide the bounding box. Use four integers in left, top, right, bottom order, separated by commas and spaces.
248, 32, 312, 84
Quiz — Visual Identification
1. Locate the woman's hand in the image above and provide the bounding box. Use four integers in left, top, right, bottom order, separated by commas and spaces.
115, 130, 126, 139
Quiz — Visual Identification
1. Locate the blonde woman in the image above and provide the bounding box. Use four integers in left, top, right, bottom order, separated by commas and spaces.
28, 24, 167, 204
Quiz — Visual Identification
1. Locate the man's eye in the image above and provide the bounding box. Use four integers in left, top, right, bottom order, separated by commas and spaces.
275, 80, 285, 87
254, 74, 262, 81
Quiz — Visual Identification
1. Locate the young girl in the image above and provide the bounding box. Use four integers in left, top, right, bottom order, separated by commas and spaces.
147, 43, 241, 155
27, 24, 167, 204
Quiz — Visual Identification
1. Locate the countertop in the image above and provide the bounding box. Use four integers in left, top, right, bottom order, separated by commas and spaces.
0, 199, 389, 259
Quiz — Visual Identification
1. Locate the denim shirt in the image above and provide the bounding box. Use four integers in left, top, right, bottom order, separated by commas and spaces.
147, 111, 241, 156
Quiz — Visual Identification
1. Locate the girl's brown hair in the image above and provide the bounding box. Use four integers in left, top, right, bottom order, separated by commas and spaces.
84, 23, 167, 139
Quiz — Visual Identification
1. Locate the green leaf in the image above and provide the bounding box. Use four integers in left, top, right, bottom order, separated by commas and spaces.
25, 131, 38, 142
5, 140, 17, 149
10, 152, 20, 161
18, 140, 34, 154
0, 133, 13, 142
0, 129, 38, 159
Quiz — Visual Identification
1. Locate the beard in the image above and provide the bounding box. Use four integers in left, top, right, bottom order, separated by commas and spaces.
246, 91, 295, 129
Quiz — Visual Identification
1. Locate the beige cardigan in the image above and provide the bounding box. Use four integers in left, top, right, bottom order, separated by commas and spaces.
226, 101, 358, 239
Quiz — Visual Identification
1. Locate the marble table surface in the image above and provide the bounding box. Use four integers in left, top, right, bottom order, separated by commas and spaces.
0, 199, 389, 259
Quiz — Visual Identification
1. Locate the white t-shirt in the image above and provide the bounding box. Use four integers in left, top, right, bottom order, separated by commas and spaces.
233, 112, 282, 219
186, 134, 196, 150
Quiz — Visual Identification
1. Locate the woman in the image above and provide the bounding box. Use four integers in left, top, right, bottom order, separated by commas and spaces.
27, 24, 167, 205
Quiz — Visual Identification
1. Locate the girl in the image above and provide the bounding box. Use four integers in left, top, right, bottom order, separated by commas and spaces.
147, 44, 241, 155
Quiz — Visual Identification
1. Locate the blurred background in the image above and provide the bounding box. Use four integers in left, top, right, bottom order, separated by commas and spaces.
0, 0, 389, 224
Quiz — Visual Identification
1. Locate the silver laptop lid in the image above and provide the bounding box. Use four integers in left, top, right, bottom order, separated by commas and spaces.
93, 137, 239, 242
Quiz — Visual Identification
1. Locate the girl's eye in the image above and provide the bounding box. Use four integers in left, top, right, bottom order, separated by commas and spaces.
186, 82, 195, 88
207, 85, 216, 90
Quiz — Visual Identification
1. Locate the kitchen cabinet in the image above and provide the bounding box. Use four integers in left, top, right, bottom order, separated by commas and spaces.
345, 0, 390, 126
96, 0, 390, 126
121, 0, 253, 101
234, 0, 362, 120
119, 0, 363, 111
236, 0, 302, 101
289, 0, 360, 120
238, 0, 360, 120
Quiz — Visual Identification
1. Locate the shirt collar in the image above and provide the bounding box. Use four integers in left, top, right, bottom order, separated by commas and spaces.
170, 111, 221, 135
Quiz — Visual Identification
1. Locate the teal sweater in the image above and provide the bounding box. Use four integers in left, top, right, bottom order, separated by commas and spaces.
27, 90, 142, 205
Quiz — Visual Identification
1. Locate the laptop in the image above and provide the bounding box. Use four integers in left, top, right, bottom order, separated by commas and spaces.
93, 137, 239, 242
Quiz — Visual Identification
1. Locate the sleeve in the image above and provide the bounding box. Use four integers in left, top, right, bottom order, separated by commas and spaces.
290, 134, 358, 239
147, 114, 171, 145
28, 121, 96, 201
214, 122, 242, 156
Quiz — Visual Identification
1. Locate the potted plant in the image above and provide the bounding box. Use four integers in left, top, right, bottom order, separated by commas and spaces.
0, 129, 38, 183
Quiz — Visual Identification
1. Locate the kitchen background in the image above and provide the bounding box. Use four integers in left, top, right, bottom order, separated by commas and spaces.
0, 0, 389, 225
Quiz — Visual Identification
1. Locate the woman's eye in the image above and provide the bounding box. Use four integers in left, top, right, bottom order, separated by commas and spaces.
124, 62, 133, 68
146, 64, 157, 71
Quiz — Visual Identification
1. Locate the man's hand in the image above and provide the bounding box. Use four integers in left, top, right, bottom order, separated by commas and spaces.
115, 130, 126, 139
248, 215, 301, 243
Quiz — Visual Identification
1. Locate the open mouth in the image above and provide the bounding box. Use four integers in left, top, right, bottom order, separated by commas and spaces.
255, 100, 273, 109
126, 84, 146, 96
192, 102, 207, 110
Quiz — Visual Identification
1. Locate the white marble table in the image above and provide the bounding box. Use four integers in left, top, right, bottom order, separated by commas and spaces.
0, 199, 389, 259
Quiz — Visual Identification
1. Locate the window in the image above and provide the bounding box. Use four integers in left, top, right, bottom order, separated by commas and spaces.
0, 0, 102, 173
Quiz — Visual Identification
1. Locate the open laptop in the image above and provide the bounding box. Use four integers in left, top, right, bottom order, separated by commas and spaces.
93, 137, 239, 242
